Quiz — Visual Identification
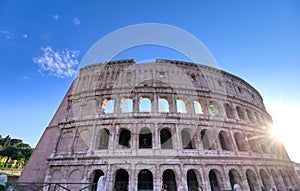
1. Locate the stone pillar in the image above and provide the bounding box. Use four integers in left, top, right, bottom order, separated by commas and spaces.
114, 124, 120, 149
88, 123, 97, 155
128, 164, 138, 190
240, 166, 251, 191
153, 93, 158, 113
222, 166, 232, 190
98, 96, 104, 114
175, 124, 181, 150
133, 93, 139, 113
106, 164, 114, 191
171, 95, 177, 113
114, 95, 121, 114
132, 130, 138, 151
155, 164, 162, 191
229, 130, 239, 153
108, 123, 115, 152
201, 166, 210, 190
154, 123, 159, 149
179, 163, 187, 189
267, 168, 276, 190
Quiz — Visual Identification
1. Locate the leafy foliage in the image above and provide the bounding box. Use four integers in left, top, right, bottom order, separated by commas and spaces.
0, 135, 33, 170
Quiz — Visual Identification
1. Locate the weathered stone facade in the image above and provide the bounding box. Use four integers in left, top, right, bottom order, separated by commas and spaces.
19, 59, 299, 191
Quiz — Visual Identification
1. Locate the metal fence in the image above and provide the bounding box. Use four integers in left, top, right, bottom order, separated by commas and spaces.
3, 182, 96, 191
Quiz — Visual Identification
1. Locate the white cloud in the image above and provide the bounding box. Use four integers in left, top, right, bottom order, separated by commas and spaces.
53, 14, 59, 20
22, 76, 30, 80
73, 18, 80, 26
33, 46, 80, 78
22, 34, 28, 38
0, 30, 13, 39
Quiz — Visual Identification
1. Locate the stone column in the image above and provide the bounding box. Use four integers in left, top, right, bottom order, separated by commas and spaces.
222, 165, 232, 190
171, 95, 177, 113
114, 95, 121, 114
175, 124, 181, 150
129, 165, 137, 191
240, 166, 251, 191
113, 124, 120, 149
133, 93, 139, 113
106, 164, 114, 191
154, 123, 159, 149
88, 123, 97, 155
108, 123, 115, 154
153, 93, 158, 113
179, 163, 187, 189
200, 166, 210, 190
131, 129, 138, 152
155, 164, 162, 191
229, 130, 239, 153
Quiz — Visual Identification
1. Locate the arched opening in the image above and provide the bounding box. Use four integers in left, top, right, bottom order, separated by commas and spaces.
208, 101, 220, 117
254, 112, 260, 123
121, 98, 133, 113
102, 98, 114, 114
236, 106, 245, 120
200, 129, 215, 150
260, 143, 269, 154
139, 127, 152, 149
279, 169, 289, 189
193, 100, 203, 114
176, 99, 187, 113
234, 132, 247, 151
138, 169, 153, 191
162, 169, 177, 191
98, 128, 110, 149
247, 135, 259, 152
160, 128, 173, 149
260, 114, 265, 125
218, 131, 232, 151
158, 98, 170, 112
286, 169, 296, 189
190, 74, 197, 81
260, 169, 270, 190
91, 169, 104, 191
246, 169, 258, 191
181, 129, 194, 149
229, 169, 242, 190
114, 169, 129, 191
187, 169, 199, 191
271, 169, 283, 191
118, 129, 131, 148
208, 102, 220, 116
229, 170, 235, 190
140, 97, 152, 112
209, 170, 221, 191
246, 109, 255, 122
225, 103, 235, 119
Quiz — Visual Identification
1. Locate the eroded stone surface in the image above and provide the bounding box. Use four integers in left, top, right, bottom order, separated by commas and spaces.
19, 59, 299, 191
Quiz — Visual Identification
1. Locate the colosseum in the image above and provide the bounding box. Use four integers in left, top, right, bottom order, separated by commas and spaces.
19, 59, 299, 191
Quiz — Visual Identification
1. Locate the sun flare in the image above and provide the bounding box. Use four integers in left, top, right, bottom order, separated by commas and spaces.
267, 102, 300, 162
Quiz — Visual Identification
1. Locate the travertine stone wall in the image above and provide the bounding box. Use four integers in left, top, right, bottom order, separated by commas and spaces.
19, 59, 299, 191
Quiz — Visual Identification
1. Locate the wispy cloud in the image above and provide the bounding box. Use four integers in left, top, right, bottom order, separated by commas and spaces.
53, 14, 59, 20
22, 34, 28, 38
0, 30, 13, 39
22, 76, 30, 80
33, 46, 80, 78
73, 18, 80, 26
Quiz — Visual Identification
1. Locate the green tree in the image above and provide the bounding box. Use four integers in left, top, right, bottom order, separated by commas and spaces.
0, 135, 34, 169
0, 136, 11, 148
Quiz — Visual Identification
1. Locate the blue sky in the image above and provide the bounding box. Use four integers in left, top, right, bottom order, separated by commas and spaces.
1, 1, 300, 162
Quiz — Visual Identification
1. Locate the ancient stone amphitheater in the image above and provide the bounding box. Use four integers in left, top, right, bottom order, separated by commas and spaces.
19, 59, 299, 191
